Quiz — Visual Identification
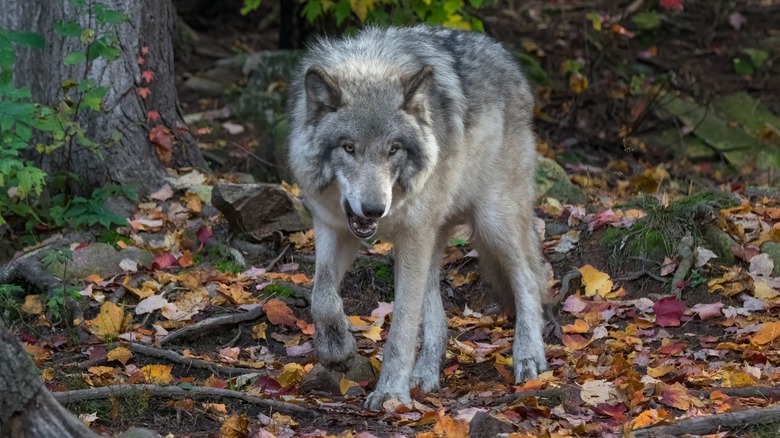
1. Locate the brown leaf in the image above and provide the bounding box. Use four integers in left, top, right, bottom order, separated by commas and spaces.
263, 298, 297, 328
220, 414, 248, 438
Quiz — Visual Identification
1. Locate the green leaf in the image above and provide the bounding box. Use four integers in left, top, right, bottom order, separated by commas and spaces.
8, 31, 45, 49
632, 11, 661, 30
53, 21, 83, 37
82, 86, 108, 111
63, 50, 86, 65
733, 58, 754, 76
0, 37, 16, 69
334, 0, 352, 25
95, 5, 128, 25
302, 0, 323, 23
86, 40, 120, 62
742, 48, 768, 69
240, 0, 262, 15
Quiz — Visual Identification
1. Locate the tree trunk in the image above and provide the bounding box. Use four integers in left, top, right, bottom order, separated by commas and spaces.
0, 321, 100, 437
0, 0, 205, 195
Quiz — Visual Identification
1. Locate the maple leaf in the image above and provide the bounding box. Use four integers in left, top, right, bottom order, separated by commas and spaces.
149, 125, 174, 164
147, 110, 160, 121
578, 264, 613, 297
137, 87, 150, 99
660, 383, 693, 410
196, 225, 213, 244
220, 414, 248, 438
86, 302, 126, 340
631, 408, 669, 429
152, 253, 177, 270
141, 46, 149, 55
205, 374, 229, 389
263, 298, 298, 328
296, 319, 315, 335
21, 295, 43, 315
659, 0, 683, 10
751, 321, 780, 346
432, 409, 469, 438
140, 364, 173, 384
137, 56, 145, 65
254, 376, 282, 395
653, 296, 687, 327
141, 70, 155, 83
106, 347, 133, 365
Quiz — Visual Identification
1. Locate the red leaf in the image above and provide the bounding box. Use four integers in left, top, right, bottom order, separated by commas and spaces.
141, 46, 149, 55
147, 110, 160, 121
137, 56, 145, 66
152, 253, 177, 270
653, 296, 687, 327
204, 374, 228, 389
594, 403, 627, 422
149, 125, 174, 164
138, 87, 150, 99
255, 376, 282, 395
660, 0, 683, 10
74, 242, 89, 250
142, 70, 155, 83
196, 226, 212, 244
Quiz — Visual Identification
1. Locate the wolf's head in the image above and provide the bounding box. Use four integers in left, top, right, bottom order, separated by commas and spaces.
293, 64, 438, 239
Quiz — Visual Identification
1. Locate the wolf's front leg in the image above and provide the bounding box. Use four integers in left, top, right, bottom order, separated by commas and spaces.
311, 222, 361, 373
365, 232, 435, 410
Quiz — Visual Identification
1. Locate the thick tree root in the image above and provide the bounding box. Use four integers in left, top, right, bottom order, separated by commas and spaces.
159, 305, 266, 346
632, 405, 780, 437
52, 384, 319, 417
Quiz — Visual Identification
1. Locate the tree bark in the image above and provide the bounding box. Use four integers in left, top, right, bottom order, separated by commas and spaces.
0, 0, 205, 195
0, 321, 100, 437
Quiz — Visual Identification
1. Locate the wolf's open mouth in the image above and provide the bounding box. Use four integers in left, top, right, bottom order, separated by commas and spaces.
344, 202, 378, 239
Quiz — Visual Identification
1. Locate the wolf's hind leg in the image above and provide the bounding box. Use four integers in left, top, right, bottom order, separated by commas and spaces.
311, 222, 361, 373
411, 232, 449, 392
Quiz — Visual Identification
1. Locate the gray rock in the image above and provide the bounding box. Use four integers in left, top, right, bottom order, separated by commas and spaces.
469, 412, 514, 438
761, 242, 780, 277
536, 156, 586, 204
212, 183, 312, 241
182, 76, 226, 97
300, 356, 375, 396
45, 243, 153, 280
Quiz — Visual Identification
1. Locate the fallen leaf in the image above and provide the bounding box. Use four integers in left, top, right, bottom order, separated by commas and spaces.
288, 230, 314, 249
263, 298, 297, 328
21, 295, 44, 315
631, 409, 669, 429
150, 184, 173, 201
432, 409, 469, 438
578, 265, 613, 297
580, 379, 620, 406
86, 302, 126, 340
135, 295, 169, 315
653, 296, 687, 327
140, 364, 173, 384
751, 321, 780, 346
220, 414, 249, 438
152, 253, 177, 270
277, 362, 305, 388
107, 347, 133, 365
690, 302, 723, 320
340, 376, 360, 395
562, 319, 590, 334
749, 253, 774, 277
361, 326, 384, 342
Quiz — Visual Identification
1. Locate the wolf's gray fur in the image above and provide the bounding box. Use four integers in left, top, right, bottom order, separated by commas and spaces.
288, 25, 547, 410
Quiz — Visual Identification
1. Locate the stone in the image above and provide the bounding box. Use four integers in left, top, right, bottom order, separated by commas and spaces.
760, 242, 780, 277
300, 355, 375, 396
212, 183, 312, 242
469, 412, 514, 438
182, 76, 226, 98
536, 156, 586, 204
45, 243, 153, 280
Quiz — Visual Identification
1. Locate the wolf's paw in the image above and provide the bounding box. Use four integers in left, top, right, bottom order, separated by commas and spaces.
315, 322, 357, 373
364, 386, 412, 411
410, 362, 441, 392
513, 350, 547, 383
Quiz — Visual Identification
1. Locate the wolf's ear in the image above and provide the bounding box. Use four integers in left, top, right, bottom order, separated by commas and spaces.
305, 66, 342, 120
401, 65, 434, 118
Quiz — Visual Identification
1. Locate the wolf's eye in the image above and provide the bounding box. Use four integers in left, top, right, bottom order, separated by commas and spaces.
342, 142, 355, 153
389, 143, 400, 155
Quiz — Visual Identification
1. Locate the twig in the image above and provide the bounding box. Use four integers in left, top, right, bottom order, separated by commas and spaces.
670, 232, 694, 298
265, 244, 290, 272
128, 342, 262, 376
222, 326, 243, 349
632, 405, 780, 438
159, 305, 266, 346
52, 384, 319, 417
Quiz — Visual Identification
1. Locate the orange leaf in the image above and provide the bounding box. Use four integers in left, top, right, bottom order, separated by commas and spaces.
751, 321, 780, 346
263, 298, 297, 328
631, 409, 669, 429
562, 333, 592, 351
562, 319, 590, 334
432, 409, 469, 438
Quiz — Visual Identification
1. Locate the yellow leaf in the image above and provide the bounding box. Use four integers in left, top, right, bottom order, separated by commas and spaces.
86, 302, 126, 340
41, 367, 55, 381
271, 412, 298, 426
202, 403, 227, 415
220, 414, 248, 438
277, 362, 305, 388
251, 322, 267, 340
348, 0, 374, 22
370, 241, 393, 255
630, 409, 669, 429
719, 369, 756, 388
361, 326, 383, 342
140, 364, 173, 384
751, 321, 780, 346
288, 229, 314, 249
647, 364, 675, 378
562, 319, 590, 334
23, 343, 51, 363
87, 366, 116, 377
280, 180, 301, 197
753, 278, 779, 300
107, 347, 133, 365
21, 295, 44, 315
448, 270, 479, 287
578, 264, 613, 298
85, 274, 103, 283
217, 284, 257, 305
569, 72, 589, 95
183, 191, 203, 213
339, 376, 359, 395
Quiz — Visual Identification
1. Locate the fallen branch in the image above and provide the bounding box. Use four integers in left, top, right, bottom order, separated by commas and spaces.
670, 232, 693, 298
631, 405, 780, 438
78, 343, 265, 376
159, 305, 266, 346
462, 386, 575, 408
52, 384, 319, 417
691, 386, 780, 400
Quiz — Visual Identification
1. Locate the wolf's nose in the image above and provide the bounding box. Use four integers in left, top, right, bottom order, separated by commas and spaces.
361, 202, 386, 218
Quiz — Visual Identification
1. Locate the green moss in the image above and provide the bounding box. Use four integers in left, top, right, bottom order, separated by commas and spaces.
214, 259, 242, 274
264, 282, 293, 297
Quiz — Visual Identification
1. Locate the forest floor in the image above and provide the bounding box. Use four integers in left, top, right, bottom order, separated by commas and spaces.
2, 0, 780, 437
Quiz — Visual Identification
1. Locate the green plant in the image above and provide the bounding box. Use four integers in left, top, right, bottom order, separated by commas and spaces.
0, 283, 25, 321
688, 268, 707, 288
0, 1, 128, 227
733, 48, 769, 76
242, 0, 488, 30
40, 248, 81, 322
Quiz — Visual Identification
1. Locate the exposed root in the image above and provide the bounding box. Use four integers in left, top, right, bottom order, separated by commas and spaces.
632, 405, 780, 438
159, 305, 266, 346
670, 232, 694, 298
52, 384, 320, 417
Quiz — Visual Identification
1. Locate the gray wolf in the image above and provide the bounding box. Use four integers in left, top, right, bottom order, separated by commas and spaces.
288, 25, 547, 410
